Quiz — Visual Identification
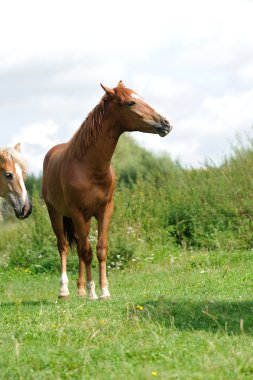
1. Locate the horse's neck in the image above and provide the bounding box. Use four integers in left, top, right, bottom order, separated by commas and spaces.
84, 120, 121, 175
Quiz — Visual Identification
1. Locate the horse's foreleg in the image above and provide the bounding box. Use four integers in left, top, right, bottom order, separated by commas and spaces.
97, 200, 113, 299
73, 216, 98, 299
58, 235, 70, 298
77, 240, 97, 299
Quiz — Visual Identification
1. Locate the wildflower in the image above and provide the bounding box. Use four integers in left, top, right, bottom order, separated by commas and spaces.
136, 305, 144, 311
151, 371, 158, 377
99, 320, 106, 325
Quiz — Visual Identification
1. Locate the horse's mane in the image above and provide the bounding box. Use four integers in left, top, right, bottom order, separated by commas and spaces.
66, 86, 134, 160
0, 148, 27, 171
66, 96, 107, 160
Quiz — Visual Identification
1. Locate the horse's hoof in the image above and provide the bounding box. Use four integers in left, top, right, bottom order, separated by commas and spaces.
88, 294, 99, 300
99, 295, 111, 300
58, 294, 69, 300
77, 290, 86, 297
100, 287, 111, 300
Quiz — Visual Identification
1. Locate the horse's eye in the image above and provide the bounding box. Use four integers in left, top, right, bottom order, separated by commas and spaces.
127, 101, 136, 107
5, 172, 13, 180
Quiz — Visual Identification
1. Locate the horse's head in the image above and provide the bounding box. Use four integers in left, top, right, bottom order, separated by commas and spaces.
0, 144, 32, 219
101, 81, 172, 137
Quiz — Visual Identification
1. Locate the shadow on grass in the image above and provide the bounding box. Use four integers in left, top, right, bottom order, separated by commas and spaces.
138, 298, 253, 335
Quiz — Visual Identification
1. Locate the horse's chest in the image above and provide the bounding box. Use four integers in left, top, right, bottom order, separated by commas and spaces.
88, 187, 108, 206
79, 182, 110, 213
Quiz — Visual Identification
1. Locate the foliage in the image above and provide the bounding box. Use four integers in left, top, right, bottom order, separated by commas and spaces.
25, 174, 42, 195
112, 134, 177, 185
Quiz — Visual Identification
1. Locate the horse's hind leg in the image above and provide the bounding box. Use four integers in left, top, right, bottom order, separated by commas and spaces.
96, 200, 114, 299
47, 204, 70, 298
72, 214, 98, 299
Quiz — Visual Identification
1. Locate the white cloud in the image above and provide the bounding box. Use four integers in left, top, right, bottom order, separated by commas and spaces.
10, 121, 60, 174
203, 91, 253, 131
135, 89, 253, 166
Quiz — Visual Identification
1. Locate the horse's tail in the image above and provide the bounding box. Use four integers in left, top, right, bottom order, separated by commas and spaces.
63, 216, 77, 247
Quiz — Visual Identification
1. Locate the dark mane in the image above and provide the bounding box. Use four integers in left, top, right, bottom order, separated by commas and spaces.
66, 96, 107, 159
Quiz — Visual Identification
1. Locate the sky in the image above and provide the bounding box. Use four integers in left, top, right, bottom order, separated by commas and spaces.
1, 0, 253, 174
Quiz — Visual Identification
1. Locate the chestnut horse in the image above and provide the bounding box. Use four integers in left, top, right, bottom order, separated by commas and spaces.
0, 143, 32, 219
42, 81, 172, 299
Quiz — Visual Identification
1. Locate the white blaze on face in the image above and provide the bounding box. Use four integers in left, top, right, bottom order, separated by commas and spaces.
15, 163, 27, 202
131, 93, 160, 113
131, 93, 143, 101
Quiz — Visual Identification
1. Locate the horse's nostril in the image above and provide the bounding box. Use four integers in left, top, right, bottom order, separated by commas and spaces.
163, 118, 170, 126
163, 118, 173, 132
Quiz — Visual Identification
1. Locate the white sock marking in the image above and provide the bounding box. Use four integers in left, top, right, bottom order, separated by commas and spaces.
59, 272, 69, 297
100, 286, 111, 299
87, 281, 98, 300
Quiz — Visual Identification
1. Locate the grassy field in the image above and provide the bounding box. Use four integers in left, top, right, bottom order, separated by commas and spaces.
1, 250, 253, 379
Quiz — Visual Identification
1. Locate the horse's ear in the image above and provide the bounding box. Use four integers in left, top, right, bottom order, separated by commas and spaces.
14, 143, 21, 153
100, 83, 115, 97
117, 80, 125, 88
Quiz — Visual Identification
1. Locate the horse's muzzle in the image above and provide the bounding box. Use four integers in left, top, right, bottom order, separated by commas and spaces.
14, 198, 33, 220
156, 118, 173, 137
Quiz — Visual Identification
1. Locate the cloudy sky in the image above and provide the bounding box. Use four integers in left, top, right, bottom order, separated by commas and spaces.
1, 0, 253, 174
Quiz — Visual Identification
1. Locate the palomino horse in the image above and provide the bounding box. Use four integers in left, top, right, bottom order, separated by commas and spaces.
0, 143, 32, 219
42, 81, 172, 299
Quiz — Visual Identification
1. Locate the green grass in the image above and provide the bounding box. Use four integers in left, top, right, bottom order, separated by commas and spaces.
1, 251, 253, 379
